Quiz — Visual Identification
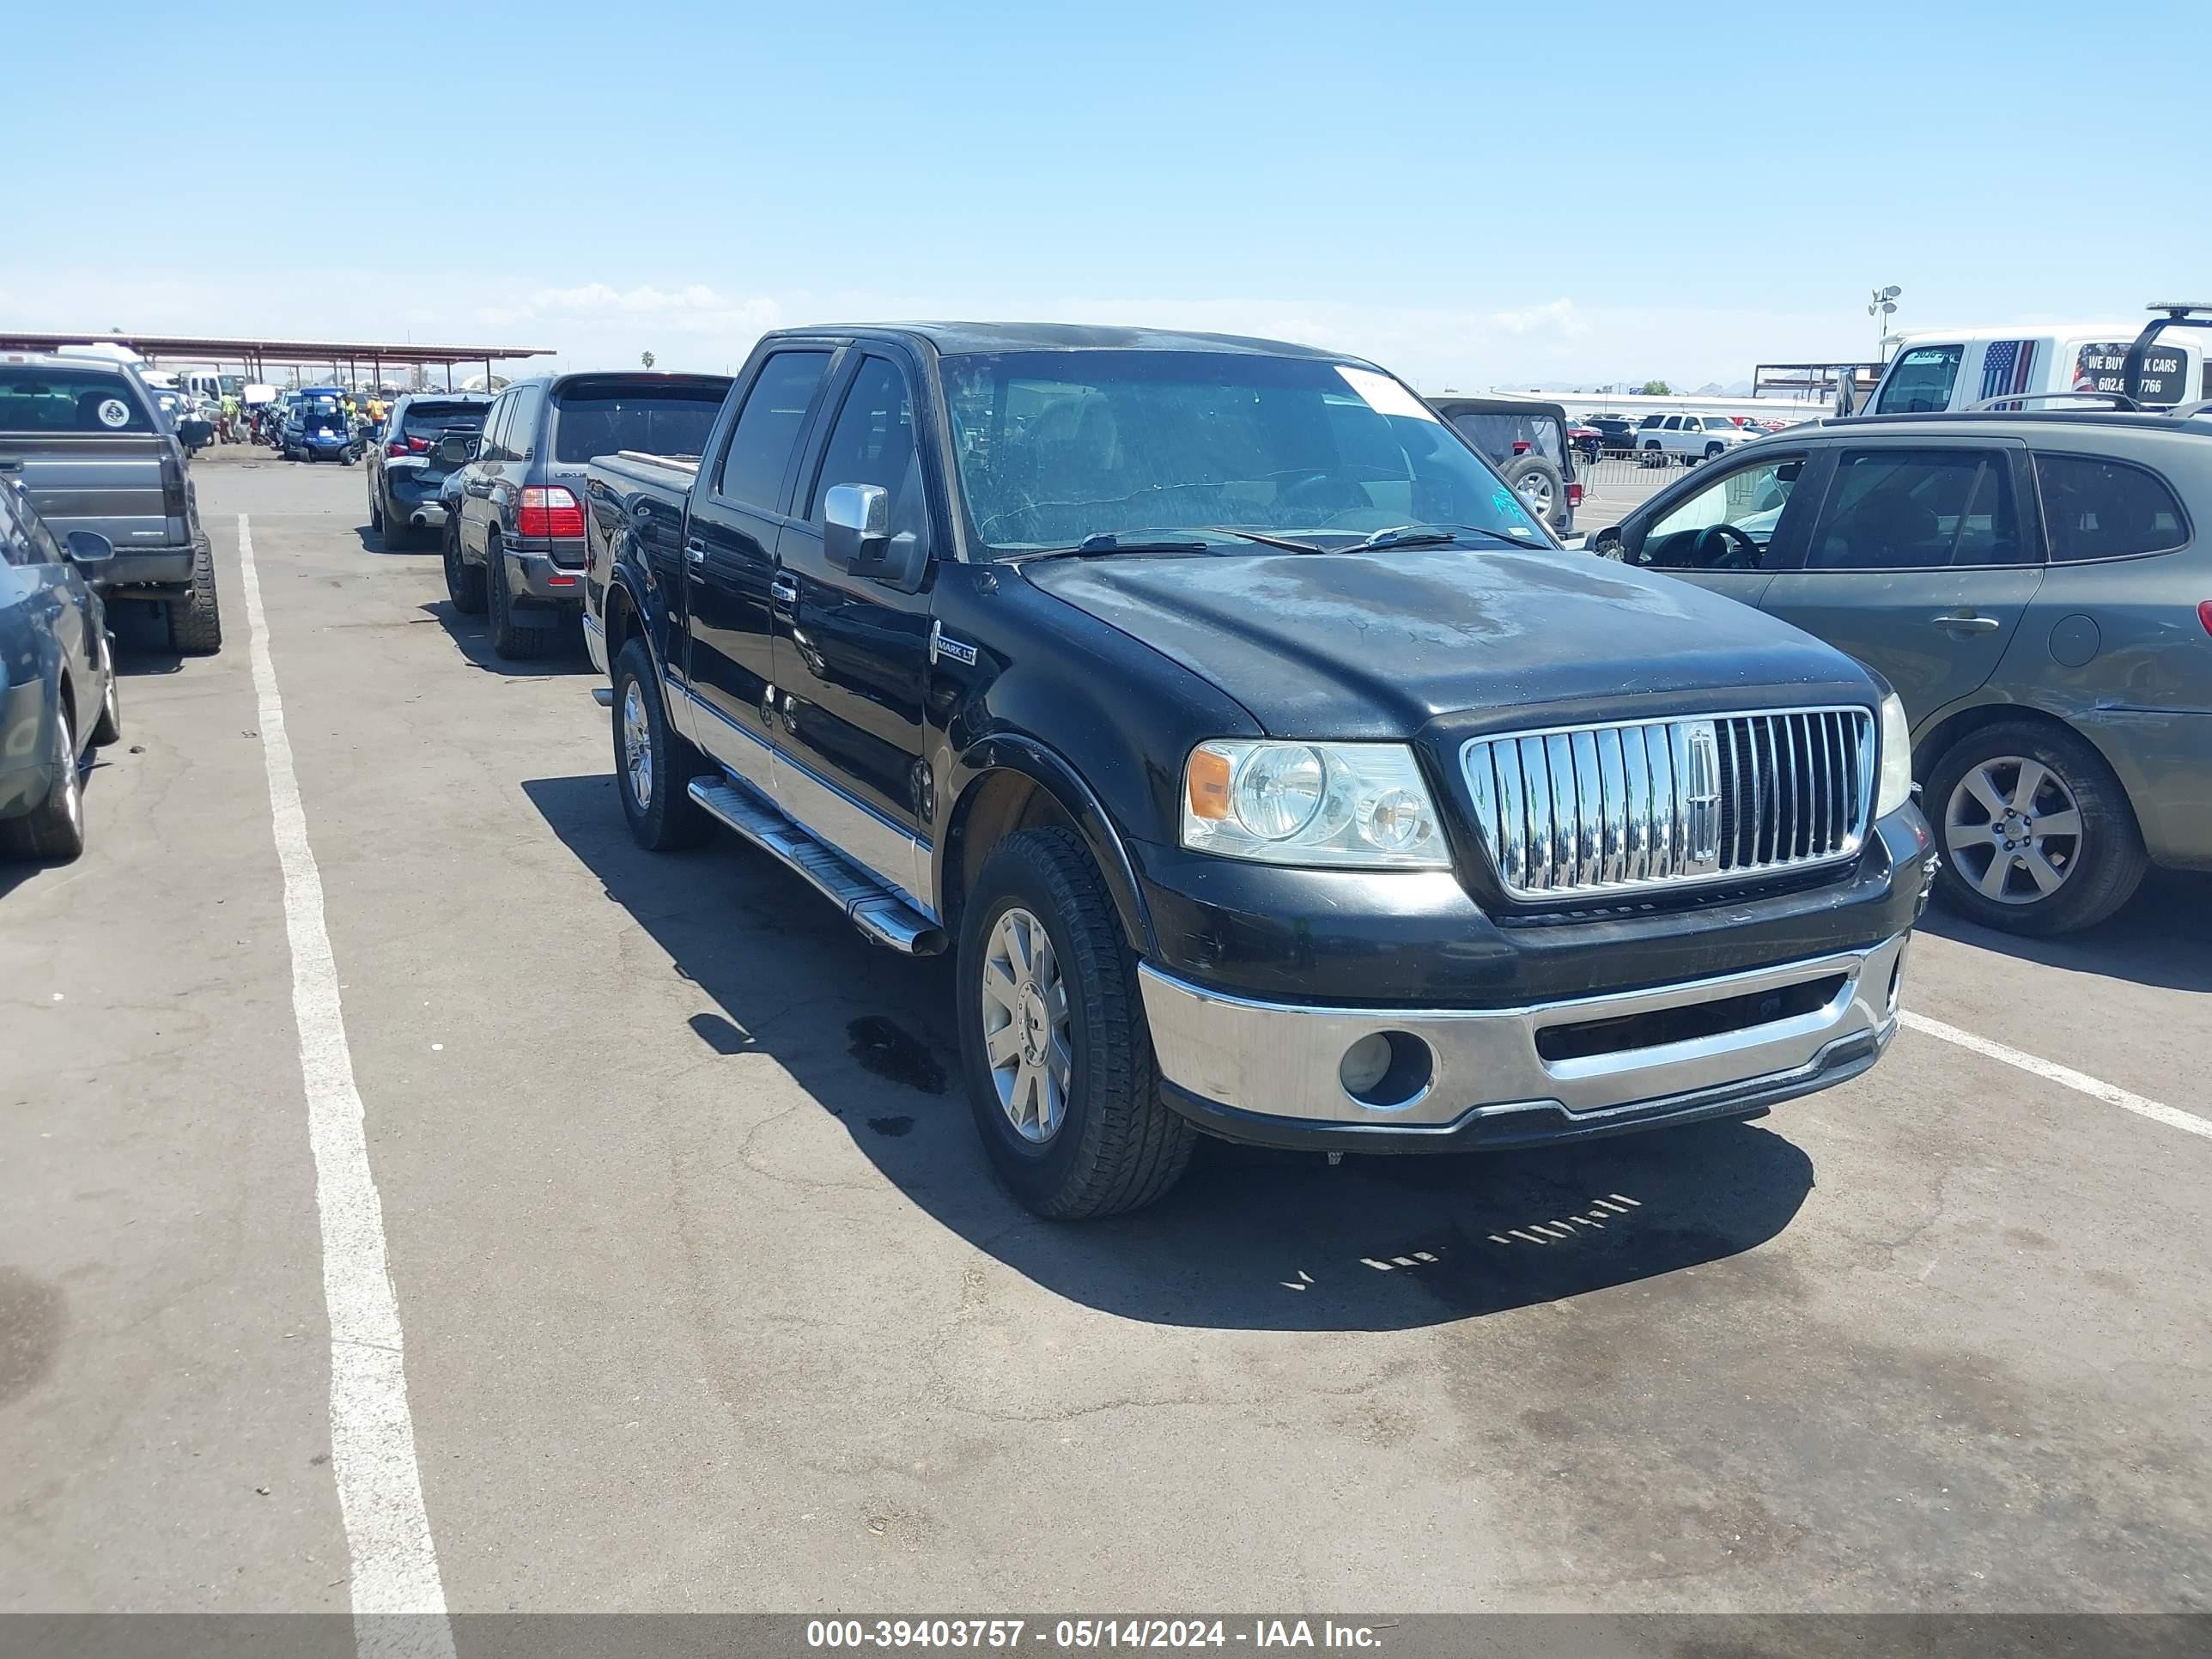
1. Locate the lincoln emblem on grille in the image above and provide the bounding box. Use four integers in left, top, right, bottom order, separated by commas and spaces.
1683, 720, 1723, 872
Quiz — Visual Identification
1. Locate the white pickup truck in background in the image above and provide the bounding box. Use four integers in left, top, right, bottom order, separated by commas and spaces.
1635, 412, 1753, 465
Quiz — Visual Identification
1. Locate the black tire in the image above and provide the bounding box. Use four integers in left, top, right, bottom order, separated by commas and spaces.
611, 638, 711, 851
0, 700, 85, 863
1641, 441, 1663, 467
376, 488, 414, 552
88, 639, 122, 747
166, 542, 223, 655
957, 827, 1195, 1219
487, 538, 550, 659
1925, 719, 2148, 937
1704, 442, 1725, 461
444, 520, 486, 614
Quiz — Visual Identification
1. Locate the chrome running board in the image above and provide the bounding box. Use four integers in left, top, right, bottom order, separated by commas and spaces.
687, 776, 945, 956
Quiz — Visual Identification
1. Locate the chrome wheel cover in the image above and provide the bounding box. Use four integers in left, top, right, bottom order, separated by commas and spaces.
1516, 474, 1554, 514
621, 681, 653, 811
1944, 755, 2083, 906
980, 905, 1071, 1143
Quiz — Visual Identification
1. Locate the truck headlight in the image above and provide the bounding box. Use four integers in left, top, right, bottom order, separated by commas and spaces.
1181, 740, 1452, 869
1876, 692, 1913, 817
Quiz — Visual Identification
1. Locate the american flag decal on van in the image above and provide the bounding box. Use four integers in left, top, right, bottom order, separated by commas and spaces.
1978, 338, 2038, 405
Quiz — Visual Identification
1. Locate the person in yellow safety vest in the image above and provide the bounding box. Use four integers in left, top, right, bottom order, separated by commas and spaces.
366, 394, 386, 424
219, 393, 240, 443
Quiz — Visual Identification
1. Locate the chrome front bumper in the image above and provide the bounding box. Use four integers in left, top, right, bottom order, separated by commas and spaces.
1139, 933, 1907, 1145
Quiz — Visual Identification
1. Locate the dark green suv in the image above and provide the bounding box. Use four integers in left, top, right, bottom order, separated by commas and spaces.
1595, 406, 2212, 935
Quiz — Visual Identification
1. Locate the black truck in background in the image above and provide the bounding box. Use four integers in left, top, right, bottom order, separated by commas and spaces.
585, 325, 1935, 1219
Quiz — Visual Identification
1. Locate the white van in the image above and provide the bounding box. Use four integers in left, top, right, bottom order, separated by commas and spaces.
1867, 316, 2211, 416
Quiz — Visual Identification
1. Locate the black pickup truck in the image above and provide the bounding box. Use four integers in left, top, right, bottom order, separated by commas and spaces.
585, 325, 1935, 1218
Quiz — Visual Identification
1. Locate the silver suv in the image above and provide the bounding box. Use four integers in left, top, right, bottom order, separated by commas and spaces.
1594, 405, 2212, 935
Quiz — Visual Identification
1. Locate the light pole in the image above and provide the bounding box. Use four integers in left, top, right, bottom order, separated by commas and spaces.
1868, 285, 1901, 361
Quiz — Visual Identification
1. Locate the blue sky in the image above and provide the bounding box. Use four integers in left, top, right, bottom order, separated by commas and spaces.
9, 1, 2203, 389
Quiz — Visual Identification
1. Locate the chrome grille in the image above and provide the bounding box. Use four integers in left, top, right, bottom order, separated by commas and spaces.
1461, 708, 1874, 901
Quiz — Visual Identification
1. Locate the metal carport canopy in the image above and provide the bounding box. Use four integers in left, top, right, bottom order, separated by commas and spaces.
0, 330, 554, 368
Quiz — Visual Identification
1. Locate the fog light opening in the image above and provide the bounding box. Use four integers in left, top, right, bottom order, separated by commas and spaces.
1339, 1030, 1434, 1110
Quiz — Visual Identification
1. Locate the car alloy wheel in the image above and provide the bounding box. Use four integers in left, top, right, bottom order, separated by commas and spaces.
1516, 474, 1554, 516
621, 678, 653, 811
1943, 754, 2082, 905
980, 905, 1071, 1143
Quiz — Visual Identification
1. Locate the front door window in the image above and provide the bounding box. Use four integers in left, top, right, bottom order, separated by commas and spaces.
1640, 455, 1806, 569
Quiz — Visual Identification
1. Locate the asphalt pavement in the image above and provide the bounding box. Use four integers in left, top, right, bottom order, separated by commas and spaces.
3, 453, 2209, 1620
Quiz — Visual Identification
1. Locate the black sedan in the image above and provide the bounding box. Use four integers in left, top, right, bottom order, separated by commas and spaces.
0, 483, 120, 862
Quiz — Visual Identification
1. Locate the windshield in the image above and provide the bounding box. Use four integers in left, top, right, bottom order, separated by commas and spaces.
941, 350, 1550, 554
551, 390, 724, 463
303, 398, 343, 422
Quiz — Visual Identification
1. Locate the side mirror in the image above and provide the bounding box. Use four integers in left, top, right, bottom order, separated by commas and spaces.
64, 530, 115, 566
823, 483, 928, 592
1591, 526, 1624, 560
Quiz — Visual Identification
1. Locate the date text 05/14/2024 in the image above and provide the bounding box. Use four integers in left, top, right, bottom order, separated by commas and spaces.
805, 1620, 1386, 1650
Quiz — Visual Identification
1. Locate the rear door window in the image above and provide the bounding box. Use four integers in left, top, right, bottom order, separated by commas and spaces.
552, 387, 726, 464
2034, 453, 2189, 561
1808, 449, 2023, 570
715, 351, 832, 510
499, 387, 544, 462
1875, 345, 1964, 414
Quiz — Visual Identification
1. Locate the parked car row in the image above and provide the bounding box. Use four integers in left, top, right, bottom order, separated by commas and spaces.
570, 322, 1936, 1220
0, 351, 222, 865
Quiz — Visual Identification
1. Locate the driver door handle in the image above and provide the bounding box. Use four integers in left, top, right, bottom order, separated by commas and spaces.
769, 574, 800, 611
684, 538, 706, 568
1929, 611, 2001, 634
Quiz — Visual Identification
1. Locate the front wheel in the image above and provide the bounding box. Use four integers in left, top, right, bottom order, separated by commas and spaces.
1926, 720, 2147, 936
957, 828, 1195, 1219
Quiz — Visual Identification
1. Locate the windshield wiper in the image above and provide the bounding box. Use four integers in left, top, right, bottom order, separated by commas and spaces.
1009, 533, 1216, 563
1339, 523, 1540, 554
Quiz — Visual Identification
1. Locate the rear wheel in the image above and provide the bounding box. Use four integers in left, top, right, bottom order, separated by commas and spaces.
1641, 441, 1663, 466
88, 639, 122, 746
166, 543, 223, 655
1704, 442, 1725, 461
487, 538, 550, 659
611, 638, 711, 850
443, 520, 486, 614
0, 701, 85, 863
1927, 720, 2147, 936
957, 828, 1195, 1218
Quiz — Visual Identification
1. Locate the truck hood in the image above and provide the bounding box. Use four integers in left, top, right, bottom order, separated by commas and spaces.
1018, 545, 1872, 739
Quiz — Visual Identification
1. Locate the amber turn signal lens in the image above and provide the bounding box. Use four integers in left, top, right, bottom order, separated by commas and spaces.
1187, 747, 1233, 820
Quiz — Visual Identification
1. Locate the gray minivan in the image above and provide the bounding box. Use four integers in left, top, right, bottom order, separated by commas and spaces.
445, 372, 730, 658
1594, 408, 2212, 935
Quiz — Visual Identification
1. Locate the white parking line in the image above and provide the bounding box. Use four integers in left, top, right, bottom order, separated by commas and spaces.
239, 516, 457, 1657
1900, 1009, 2212, 1143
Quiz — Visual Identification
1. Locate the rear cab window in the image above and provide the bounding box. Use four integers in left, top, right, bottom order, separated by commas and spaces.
1875, 345, 1964, 414
0, 368, 153, 433
552, 384, 726, 465
2034, 453, 2189, 561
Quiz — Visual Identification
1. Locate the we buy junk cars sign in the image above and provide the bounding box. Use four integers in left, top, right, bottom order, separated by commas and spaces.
2074, 341, 2188, 404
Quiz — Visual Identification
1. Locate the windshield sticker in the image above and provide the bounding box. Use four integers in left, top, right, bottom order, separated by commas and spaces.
1335, 366, 1439, 423
1491, 487, 1535, 530
96, 398, 131, 428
